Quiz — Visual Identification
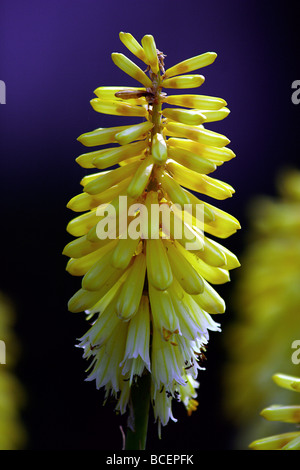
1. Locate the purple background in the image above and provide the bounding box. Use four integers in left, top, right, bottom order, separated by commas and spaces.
0, 0, 300, 450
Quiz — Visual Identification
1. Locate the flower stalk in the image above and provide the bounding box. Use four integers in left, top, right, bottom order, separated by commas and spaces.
125, 372, 151, 450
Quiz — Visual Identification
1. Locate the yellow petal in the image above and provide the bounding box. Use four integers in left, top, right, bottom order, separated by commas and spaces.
119, 32, 147, 62
162, 75, 205, 89
164, 240, 204, 295
116, 253, 147, 320
146, 238, 173, 290
261, 405, 300, 424
111, 53, 152, 87
152, 133, 168, 164
63, 234, 111, 259
162, 107, 206, 126
162, 94, 227, 110
167, 137, 235, 164
84, 159, 141, 195
192, 278, 226, 314
156, 168, 191, 207
164, 52, 217, 78
166, 161, 234, 200
66, 208, 101, 237
77, 125, 130, 147
141, 34, 159, 74
167, 146, 216, 175
92, 140, 148, 169
115, 120, 153, 145
111, 237, 141, 270
126, 155, 154, 198
249, 432, 300, 450
82, 246, 125, 291
202, 108, 230, 123
90, 98, 147, 117
272, 373, 300, 392
166, 122, 230, 147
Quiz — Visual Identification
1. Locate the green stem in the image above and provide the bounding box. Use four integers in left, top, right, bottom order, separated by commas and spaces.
151, 72, 162, 138
125, 373, 151, 450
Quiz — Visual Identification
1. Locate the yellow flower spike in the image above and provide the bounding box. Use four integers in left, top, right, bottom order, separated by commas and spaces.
152, 133, 168, 165
166, 121, 230, 147
164, 240, 204, 295
126, 154, 155, 198
164, 52, 217, 78
146, 238, 173, 291
162, 107, 206, 126
141, 34, 159, 74
119, 32, 147, 63
92, 140, 148, 169
162, 74, 205, 89
111, 52, 153, 88
167, 146, 216, 175
65, 32, 240, 443
116, 254, 147, 320
162, 94, 227, 110
90, 98, 147, 117
115, 120, 153, 145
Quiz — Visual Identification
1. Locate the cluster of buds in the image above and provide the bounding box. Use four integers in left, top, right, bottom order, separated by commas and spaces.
64, 32, 240, 431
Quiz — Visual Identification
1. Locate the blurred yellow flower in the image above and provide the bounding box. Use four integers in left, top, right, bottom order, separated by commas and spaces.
250, 373, 300, 450
223, 168, 300, 447
0, 294, 26, 450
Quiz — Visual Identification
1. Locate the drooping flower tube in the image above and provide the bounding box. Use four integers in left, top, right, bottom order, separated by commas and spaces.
64, 32, 240, 443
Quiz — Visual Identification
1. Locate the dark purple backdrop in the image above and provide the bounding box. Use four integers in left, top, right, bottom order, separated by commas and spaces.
0, 0, 299, 450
